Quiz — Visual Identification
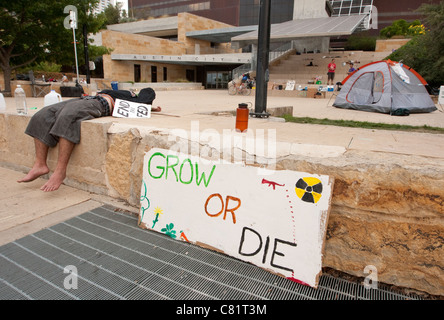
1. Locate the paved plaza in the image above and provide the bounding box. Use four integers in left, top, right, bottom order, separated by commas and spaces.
1, 89, 443, 301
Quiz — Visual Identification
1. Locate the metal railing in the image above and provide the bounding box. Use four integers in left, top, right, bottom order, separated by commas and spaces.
268, 41, 295, 63
232, 41, 295, 80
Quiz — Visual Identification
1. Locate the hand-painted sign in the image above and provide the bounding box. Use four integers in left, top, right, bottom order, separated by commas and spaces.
139, 148, 334, 288
112, 99, 151, 118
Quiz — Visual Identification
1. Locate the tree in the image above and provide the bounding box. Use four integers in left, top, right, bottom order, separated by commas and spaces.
387, 2, 444, 87
0, 0, 107, 93
380, 19, 423, 38
101, 2, 123, 25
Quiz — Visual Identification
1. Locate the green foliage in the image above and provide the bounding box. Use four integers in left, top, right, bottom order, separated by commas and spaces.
380, 19, 423, 38
32, 61, 62, 72
0, 0, 109, 91
0, 0, 114, 92
281, 115, 444, 134
345, 33, 377, 51
100, 2, 123, 26
386, 2, 444, 87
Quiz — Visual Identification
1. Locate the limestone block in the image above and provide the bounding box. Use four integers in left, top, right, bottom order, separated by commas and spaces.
276, 151, 444, 296
0, 114, 6, 151
325, 212, 443, 295
105, 128, 142, 203
0, 114, 35, 168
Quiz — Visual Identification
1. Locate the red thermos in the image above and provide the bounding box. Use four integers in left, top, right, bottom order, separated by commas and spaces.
236, 103, 249, 132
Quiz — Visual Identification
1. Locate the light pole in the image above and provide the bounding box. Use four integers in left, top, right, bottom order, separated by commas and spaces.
64, 5, 80, 85
252, 0, 271, 118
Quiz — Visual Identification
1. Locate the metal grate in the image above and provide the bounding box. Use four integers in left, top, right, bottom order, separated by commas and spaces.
0, 205, 422, 300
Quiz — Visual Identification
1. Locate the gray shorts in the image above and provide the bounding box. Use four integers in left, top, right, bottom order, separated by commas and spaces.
25, 97, 106, 147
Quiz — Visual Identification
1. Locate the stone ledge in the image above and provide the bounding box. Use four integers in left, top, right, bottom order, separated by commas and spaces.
1, 112, 443, 296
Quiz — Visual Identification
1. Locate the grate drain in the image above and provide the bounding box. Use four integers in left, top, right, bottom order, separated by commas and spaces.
0, 205, 422, 300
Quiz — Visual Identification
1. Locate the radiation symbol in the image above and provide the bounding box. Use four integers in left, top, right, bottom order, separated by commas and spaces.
295, 177, 323, 204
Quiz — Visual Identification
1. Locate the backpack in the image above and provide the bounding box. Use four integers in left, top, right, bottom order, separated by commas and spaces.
391, 108, 410, 116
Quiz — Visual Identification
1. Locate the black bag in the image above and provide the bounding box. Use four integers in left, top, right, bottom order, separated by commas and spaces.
391, 108, 410, 116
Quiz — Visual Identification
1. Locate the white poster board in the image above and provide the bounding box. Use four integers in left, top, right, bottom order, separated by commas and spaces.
285, 80, 295, 91
139, 148, 334, 288
112, 99, 151, 118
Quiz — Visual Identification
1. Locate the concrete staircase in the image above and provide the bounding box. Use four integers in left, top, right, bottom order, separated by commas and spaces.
269, 50, 391, 87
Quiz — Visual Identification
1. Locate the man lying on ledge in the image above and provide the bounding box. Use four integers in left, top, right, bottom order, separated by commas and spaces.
17, 88, 161, 192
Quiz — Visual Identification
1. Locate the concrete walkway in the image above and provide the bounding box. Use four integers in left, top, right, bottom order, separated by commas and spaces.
1, 89, 443, 250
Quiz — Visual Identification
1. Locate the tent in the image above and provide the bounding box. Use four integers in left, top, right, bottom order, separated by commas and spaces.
333, 60, 437, 114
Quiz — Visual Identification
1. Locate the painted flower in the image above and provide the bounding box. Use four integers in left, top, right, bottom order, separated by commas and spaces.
152, 206, 164, 228
154, 207, 163, 215
161, 223, 177, 239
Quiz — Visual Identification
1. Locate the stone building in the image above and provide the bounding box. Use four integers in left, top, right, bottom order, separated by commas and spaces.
95, 12, 251, 89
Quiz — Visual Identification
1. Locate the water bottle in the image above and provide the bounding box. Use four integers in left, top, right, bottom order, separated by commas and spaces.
44, 89, 62, 107
15, 85, 27, 115
0, 92, 6, 112
235, 103, 250, 133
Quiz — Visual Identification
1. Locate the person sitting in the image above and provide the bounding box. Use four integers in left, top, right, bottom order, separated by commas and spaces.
241, 72, 250, 82
17, 88, 161, 192
347, 63, 356, 75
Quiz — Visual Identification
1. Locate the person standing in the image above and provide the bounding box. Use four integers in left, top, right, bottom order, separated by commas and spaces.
327, 59, 336, 85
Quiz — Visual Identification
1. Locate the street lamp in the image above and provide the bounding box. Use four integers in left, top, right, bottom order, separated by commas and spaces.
64, 5, 80, 85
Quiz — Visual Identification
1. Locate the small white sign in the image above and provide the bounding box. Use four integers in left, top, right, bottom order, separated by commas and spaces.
139, 148, 334, 288
286, 80, 295, 91
112, 99, 151, 119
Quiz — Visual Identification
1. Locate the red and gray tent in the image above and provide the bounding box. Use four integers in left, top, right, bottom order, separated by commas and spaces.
333, 60, 437, 114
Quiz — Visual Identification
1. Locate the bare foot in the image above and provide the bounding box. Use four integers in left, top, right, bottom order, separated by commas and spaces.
17, 166, 50, 183
152, 106, 161, 112
40, 171, 66, 192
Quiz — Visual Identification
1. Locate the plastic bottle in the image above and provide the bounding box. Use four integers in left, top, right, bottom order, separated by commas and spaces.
235, 103, 249, 132
0, 92, 6, 112
44, 89, 62, 107
15, 85, 27, 115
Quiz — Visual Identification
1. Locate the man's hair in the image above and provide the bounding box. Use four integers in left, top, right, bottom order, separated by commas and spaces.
137, 88, 156, 104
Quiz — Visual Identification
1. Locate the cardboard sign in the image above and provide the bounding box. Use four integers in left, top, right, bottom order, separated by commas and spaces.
112, 99, 151, 118
138, 148, 334, 288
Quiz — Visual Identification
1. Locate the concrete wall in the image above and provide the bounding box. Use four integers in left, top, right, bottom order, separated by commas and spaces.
291, 0, 330, 53
375, 38, 410, 52
292, 37, 331, 54
177, 13, 240, 55
293, 0, 329, 19
101, 29, 192, 83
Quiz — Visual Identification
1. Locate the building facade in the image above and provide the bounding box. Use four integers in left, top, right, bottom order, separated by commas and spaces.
130, 0, 294, 26
129, 0, 441, 31
101, 12, 249, 88
373, 0, 441, 30
95, 0, 116, 14
101, 0, 441, 88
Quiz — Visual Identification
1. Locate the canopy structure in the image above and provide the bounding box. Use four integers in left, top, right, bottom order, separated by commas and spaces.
333, 60, 437, 114
231, 15, 368, 48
